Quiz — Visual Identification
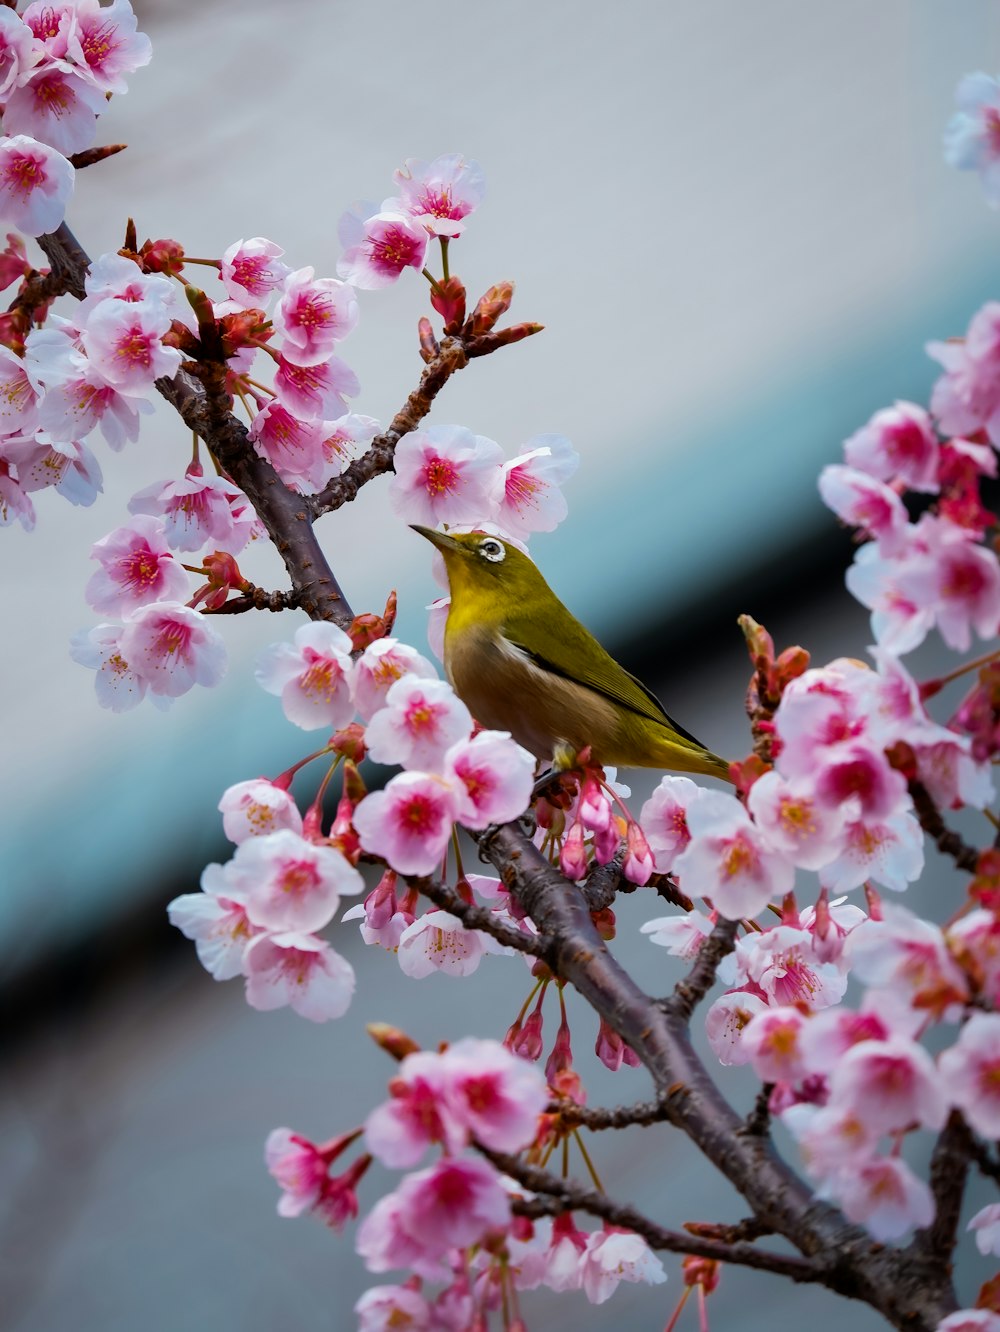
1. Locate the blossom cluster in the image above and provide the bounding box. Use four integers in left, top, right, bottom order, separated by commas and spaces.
0, 0, 150, 235
267, 1039, 666, 1322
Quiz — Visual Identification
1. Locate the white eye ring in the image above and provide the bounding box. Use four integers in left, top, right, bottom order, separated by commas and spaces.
479, 538, 506, 563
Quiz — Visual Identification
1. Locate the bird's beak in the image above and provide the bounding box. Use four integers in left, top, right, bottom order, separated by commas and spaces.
410, 524, 463, 553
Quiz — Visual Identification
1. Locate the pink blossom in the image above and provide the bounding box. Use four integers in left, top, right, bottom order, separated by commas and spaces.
0, 459, 34, 529
167, 863, 260, 980
0, 135, 74, 236
365, 1051, 455, 1167
847, 905, 970, 1010
69, 622, 152, 712
441, 1037, 547, 1152
672, 789, 794, 920
354, 772, 458, 876
948, 910, 1000, 1007
704, 989, 768, 1065
741, 1006, 810, 1083
640, 907, 714, 957
820, 810, 924, 894
813, 743, 908, 821
595, 1016, 642, 1072
21, 1, 73, 51
243, 931, 355, 1022
389, 424, 504, 526
248, 399, 325, 481
264, 1128, 330, 1217
845, 539, 937, 653
818, 464, 910, 555
353, 637, 437, 721
5, 437, 102, 506
638, 774, 703, 872
365, 675, 472, 772
355, 1190, 446, 1281
220, 237, 290, 306
311, 411, 380, 485
968, 1202, 1000, 1257
119, 601, 227, 697
273, 353, 359, 422
842, 401, 940, 492
128, 470, 253, 554
579, 1225, 667, 1305
782, 1102, 878, 1183
928, 301, 1000, 445
3, 62, 106, 157
442, 729, 534, 829
218, 778, 303, 844
272, 267, 358, 366
81, 297, 181, 391
229, 828, 362, 934
495, 435, 579, 537
937, 1313, 1000, 1332
734, 925, 848, 1010
337, 209, 428, 289
945, 73, 1000, 206
28, 329, 151, 450
355, 1284, 432, 1331
85, 516, 188, 615
64, 0, 151, 94
747, 770, 847, 871
391, 154, 486, 237
255, 621, 355, 731
342, 870, 415, 952
0, 9, 36, 101
827, 1037, 947, 1133
0, 344, 39, 434
938, 1012, 1000, 1137
397, 910, 506, 978
895, 516, 1000, 652
827, 1155, 934, 1241
78, 251, 179, 312
540, 1212, 588, 1292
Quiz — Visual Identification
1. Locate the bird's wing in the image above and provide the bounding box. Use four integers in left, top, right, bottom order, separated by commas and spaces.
502, 607, 707, 750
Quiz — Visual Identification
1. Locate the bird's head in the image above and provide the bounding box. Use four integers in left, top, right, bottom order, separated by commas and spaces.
411, 525, 542, 612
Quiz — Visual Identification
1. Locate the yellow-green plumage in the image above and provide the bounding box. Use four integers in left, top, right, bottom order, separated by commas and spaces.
413, 526, 732, 782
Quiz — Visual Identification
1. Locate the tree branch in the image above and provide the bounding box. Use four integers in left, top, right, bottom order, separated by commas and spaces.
549, 1097, 668, 1130
908, 779, 980, 874
410, 875, 550, 958
666, 917, 739, 1020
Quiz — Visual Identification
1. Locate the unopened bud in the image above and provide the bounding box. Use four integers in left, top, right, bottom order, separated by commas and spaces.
330, 723, 367, 764
417, 315, 439, 362
429, 274, 466, 332
470, 281, 513, 335
367, 1023, 420, 1061
138, 236, 185, 275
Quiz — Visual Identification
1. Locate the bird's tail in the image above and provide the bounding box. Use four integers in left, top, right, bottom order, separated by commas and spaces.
649, 732, 734, 783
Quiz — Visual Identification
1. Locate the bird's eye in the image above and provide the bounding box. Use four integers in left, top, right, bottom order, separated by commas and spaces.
479, 538, 506, 563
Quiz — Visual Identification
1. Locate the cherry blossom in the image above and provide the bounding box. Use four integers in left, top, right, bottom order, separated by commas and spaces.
937, 1313, 1000, 1332
724, 925, 848, 1010
640, 907, 714, 957
354, 1284, 432, 1331
218, 778, 304, 844
847, 905, 970, 1011
6, 437, 102, 507
0, 135, 74, 236
704, 989, 768, 1065
27, 328, 152, 449
85, 516, 188, 615
495, 435, 579, 537
226, 828, 362, 934
845, 538, 937, 654
364, 675, 472, 772
354, 772, 458, 876
69, 621, 154, 712
842, 400, 940, 491
895, 516, 1000, 652
397, 910, 507, 978
782, 1102, 878, 1183
390, 154, 486, 237
671, 789, 794, 919
818, 465, 910, 554
579, 1225, 667, 1305
3, 62, 107, 157
928, 301, 1000, 445
337, 209, 428, 289
220, 237, 290, 306
826, 1155, 934, 1242
128, 469, 254, 553
945, 72, 1000, 206
439, 1037, 547, 1153
353, 637, 437, 721
81, 297, 181, 391
819, 809, 924, 894
265, 1128, 332, 1217
746, 770, 847, 871
0, 344, 39, 435
638, 775, 703, 872
243, 931, 355, 1022
273, 352, 359, 423
365, 1051, 455, 1167
64, 0, 151, 94
441, 729, 534, 829
968, 1202, 1000, 1257
272, 267, 358, 366
938, 1012, 1000, 1137
255, 621, 355, 730
0, 8, 36, 102
118, 601, 227, 697
389, 425, 504, 527
827, 1037, 947, 1133
247, 399, 325, 481
312, 412, 380, 484
167, 866, 260, 981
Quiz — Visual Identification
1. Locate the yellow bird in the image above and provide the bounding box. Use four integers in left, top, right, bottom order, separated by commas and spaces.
413, 526, 732, 781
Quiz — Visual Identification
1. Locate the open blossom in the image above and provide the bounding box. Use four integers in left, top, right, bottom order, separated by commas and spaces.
69, 622, 154, 712
704, 989, 768, 1065
6, 437, 102, 507
640, 907, 714, 957
85, 516, 188, 615
397, 910, 506, 978
842, 400, 940, 491
3, 62, 106, 157
220, 237, 290, 305
938, 1012, 1000, 1137
218, 779, 303, 844
255, 621, 355, 730
826, 1155, 934, 1242
928, 301, 1000, 445
847, 905, 970, 1010
0, 9, 35, 101
272, 267, 358, 366
337, 209, 428, 289
65, 0, 151, 94
730, 925, 848, 1010
944, 72, 1000, 206
354, 1284, 432, 1331
579, 1226, 667, 1305
747, 770, 847, 871
81, 297, 181, 391
0, 343, 38, 436
818, 465, 910, 554
313, 412, 380, 484
265, 1128, 333, 1218
115, 601, 226, 697
638, 775, 703, 872
389, 424, 504, 526
390, 154, 486, 237
894, 516, 1000, 652
128, 470, 254, 553
968, 1203, 1000, 1257
0, 135, 74, 236
495, 435, 579, 537
782, 1102, 878, 1183
671, 789, 794, 919
827, 1037, 947, 1133
375, 1157, 508, 1262
354, 772, 458, 876
227, 828, 363, 934
845, 536, 937, 654
819, 809, 924, 894
167, 862, 260, 981
28, 331, 151, 450
243, 931, 356, 1022
364, 675, 472, 772
353, 637, 437, 721
248, 399, 325, 481
273, 353, 359, 422
442, 729, 534, 829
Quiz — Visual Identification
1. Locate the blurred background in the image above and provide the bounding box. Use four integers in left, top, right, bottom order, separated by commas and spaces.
4, 0, 1000, 1327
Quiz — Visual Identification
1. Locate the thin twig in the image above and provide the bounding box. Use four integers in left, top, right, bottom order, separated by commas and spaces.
908, 779, 980, 874
548, 1097, 668, 1130
667, 918, 739, 1021
411, 876, 550, 958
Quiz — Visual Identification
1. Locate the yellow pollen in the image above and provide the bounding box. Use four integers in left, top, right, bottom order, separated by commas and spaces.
722, 836, 756, 878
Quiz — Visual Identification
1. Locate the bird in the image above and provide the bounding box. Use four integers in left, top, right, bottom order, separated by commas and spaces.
412, 526, 732, 781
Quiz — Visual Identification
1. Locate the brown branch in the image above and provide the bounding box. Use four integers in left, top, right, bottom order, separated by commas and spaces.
667, 917, 739, 1020
908, 779, 980, 874
202, 585, 301, 615
484, 1146, 823, 1283
410, 875, 550, 958
908, 1112, 974, 1274
549, 1097, 668, 1130
579, 852, 624, 910
968, 1136, 1000, 1186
